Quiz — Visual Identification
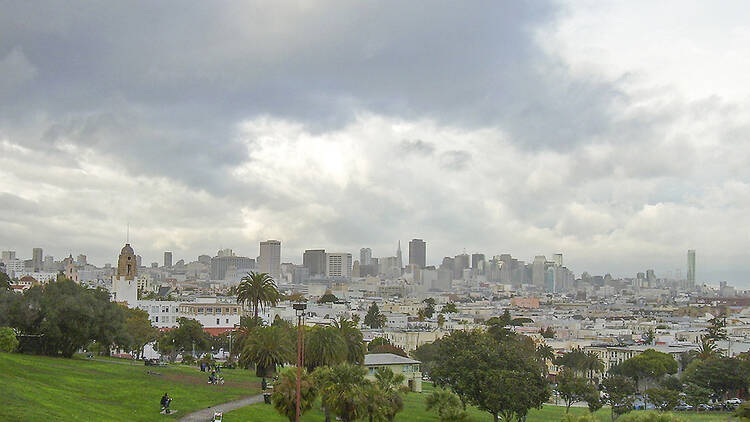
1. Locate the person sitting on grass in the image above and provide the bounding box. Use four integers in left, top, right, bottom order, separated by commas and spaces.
160, 393, 171, 414
209, 371, 216, 384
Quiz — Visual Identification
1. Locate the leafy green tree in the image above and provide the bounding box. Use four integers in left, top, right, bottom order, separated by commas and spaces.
412, 340, 441, 378
660, 376, 682, 392
368, 337, 391, 351
706, 315, 727, 341
682, 383, 711, 409
285, 291, 307, 303
159, 317, 210, 360
314, 363, 368, 422
305, 326, 347, 371
425, 388, 469, 422
585, 390, 603, 414
0, 272, 10, 291
557, 368, 596, 413
318, 291, 338, 304
431, 329, 549, 422
540, 326, 556, 338
237, 271, 280, 323
239, 325, 293, 376
0, 326, 18, 352
120, 306, 158, 359
644, 387, 680, 411
537, 344, 555, 363
441, 302, 458, 314
611, 349, 678, 390
369, 343, 408, 358
644, 329, 655, 345
335, 317, 366, 365
423, 298, 436, 318
7, 279, 127, 357
602, 375, 636, 421
682, 356, 747, 399
271, 367, 317, 422
364, 303, 386, 329
555, 348, 604, 378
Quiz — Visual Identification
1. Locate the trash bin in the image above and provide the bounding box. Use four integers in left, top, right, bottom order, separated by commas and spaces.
263, 393, 272, 404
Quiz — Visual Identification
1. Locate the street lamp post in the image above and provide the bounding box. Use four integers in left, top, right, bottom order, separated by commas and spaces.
293, 302, 307, 422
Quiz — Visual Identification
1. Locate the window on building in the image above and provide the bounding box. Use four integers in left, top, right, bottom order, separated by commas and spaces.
155, 316, 159, 322
216, 318, 220, 325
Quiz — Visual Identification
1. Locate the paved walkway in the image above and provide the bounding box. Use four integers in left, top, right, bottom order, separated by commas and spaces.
177, 394, 265, 422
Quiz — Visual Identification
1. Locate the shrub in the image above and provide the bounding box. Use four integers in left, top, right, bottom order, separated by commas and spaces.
0, 327, 19, 353
181, 355, 196, 365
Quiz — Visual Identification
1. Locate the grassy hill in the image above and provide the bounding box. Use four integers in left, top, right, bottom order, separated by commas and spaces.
0, 352, 260, 422
0, 352, 735, 422
223, 382, 733, 422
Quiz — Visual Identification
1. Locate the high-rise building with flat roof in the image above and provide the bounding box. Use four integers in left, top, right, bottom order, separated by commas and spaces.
532, 255, 546, 287
303, 249, 326, 277
32, 248, 43, 271
408, 239, 426, 269
326, 253, 352, 278
259, 240, 281, 280
360, 248, 372, 266
164, 251, 173, 268
687, 249, 696, 287
552, 253, 563, 267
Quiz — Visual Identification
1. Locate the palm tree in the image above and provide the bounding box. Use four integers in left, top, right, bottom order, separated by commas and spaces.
335, 317, 366, 365
271, 367, 318, 422
305, 326, 347, 371
237, 271, 280, 323
314, 363, 368, 422
697, 336, 719, 360
374, 367, 406, 422
426, 388, 469, 422
239, 326, 293, 376
437, 313, 446, 328
536, 344, 555, 374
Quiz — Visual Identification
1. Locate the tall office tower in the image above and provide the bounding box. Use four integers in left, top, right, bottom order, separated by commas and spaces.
396, 241, 403, 273
326, 252, 353, 278
32, 248, 43, 271
552, 253, 563, 267
259, 240, 281, 280
499, 254, 512, 283
1, 251, 16, 263
453, 253, 470, 279
687, 249, 696, 287
210, 255, 254, 280
303, 249, 326, 278
532, 255, 546, 287
409, 239, 426, 268
646, 269, 656, 286
360, 248, 372, 265
136, 255, 142, 267
471, 253, 485, 270
164, 251, 173, 267
77, 254, 87, 266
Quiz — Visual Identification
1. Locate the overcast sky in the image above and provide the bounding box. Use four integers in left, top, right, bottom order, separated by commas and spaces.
1, 1, 749, 285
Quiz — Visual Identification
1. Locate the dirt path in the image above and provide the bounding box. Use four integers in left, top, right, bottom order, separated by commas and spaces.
177, 394, 264, 422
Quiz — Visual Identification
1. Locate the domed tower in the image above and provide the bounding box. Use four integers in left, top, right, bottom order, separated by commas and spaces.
112, 243, 138, 304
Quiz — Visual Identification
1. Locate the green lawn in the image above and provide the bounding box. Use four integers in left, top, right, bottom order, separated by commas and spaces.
0, 352, 261, 422
224, 382, 734, 422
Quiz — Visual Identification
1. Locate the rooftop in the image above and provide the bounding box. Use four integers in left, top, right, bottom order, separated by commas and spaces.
364, 353, 421, 366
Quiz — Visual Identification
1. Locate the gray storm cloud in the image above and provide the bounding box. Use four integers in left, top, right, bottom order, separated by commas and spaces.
0, 1, 749, 284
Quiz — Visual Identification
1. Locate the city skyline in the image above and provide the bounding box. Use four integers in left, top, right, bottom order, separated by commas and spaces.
2, 2, 750, 284
0, 241, 715, 286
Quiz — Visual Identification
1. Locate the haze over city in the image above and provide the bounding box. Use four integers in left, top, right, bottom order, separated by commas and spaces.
2, 1, 750, 284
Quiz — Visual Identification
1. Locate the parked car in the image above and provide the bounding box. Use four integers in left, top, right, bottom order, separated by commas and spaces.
727, 398, 742, 405
144, 358, 167, 367
674, 404, 693, 411
696, 404, 712, 411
